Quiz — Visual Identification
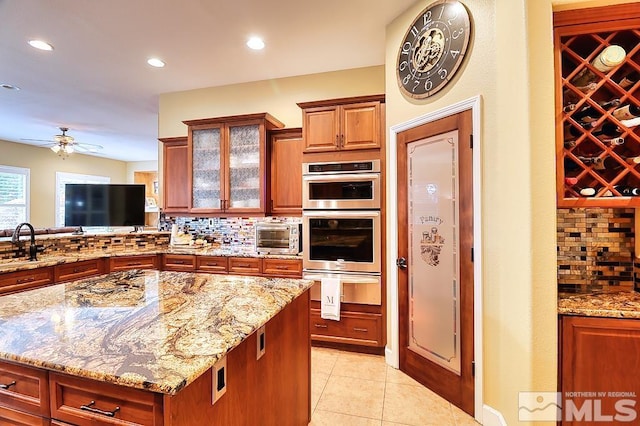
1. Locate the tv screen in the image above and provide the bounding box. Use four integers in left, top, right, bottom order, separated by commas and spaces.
64, 184, 146, 227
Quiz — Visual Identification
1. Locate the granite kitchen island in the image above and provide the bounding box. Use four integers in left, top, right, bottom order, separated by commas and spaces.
0, 269, 313, 425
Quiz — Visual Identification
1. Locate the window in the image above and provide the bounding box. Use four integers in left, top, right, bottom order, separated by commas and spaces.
55, 172, 110, 227
0, 165, 29, 229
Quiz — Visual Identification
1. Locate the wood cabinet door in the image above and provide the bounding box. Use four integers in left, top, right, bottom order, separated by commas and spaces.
561, 315, 640, 425
161, 254, 196, 272
161, 138, 189, 213
188, 123, 225, 214
54, 259, 105, 283
341, 101, 381, 151
302, 107, 340, 153
269, 128, 303, 215
0, 267, 54, 295
0, 406, 49, 426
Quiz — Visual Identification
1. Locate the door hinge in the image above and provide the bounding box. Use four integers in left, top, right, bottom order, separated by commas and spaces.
471, 247, 474, 262
469, 134, 473, 149
472, 360, 475, 376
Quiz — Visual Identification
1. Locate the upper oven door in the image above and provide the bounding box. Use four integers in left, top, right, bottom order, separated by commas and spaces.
302, 173, 381, 210
303, 210, 381, 273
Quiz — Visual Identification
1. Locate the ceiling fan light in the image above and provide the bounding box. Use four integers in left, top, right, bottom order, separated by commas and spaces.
147, 58, 165, 68
65, 145, 74, 154
28, 39, 54, 51
50, 144, 60, 153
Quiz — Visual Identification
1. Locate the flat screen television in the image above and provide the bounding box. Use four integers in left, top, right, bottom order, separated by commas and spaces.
64, 184, 146, 227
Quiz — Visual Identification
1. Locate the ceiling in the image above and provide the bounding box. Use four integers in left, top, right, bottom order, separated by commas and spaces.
0, 0, 415, 162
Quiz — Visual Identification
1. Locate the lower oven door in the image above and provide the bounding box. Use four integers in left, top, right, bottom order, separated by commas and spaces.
303, 271, 381, 305
303, 210, 381, 274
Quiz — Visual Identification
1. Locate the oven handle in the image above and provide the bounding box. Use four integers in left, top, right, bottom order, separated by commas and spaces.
302, 210, 380, 218
302, 173, 380, 182
303, 273, 381, 284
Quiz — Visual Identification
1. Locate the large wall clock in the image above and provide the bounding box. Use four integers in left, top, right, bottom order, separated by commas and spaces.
396, 0, 471, 99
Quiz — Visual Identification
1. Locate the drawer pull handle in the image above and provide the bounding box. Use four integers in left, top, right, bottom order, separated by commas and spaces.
353, 327, 368, 332
17, 277, 36, 284
314, 323, 328, 329
237, 263, 250, 267
275, 266, 289, 270
127, 262, 141, 266
0, 380, 16, 389
174, 260, 185, 264
80, 400, 121, 417
207, 262, 218, 266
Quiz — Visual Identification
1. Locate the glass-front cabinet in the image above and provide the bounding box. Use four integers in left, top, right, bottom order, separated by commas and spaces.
184, 113, 284, 215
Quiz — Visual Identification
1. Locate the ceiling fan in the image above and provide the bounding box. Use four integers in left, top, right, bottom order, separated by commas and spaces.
22, 127, 104, 158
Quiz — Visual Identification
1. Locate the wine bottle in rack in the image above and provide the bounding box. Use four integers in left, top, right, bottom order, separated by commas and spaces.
588, 122, 623, 137
563, 104, 577, 113
619, 116, 640, 128
626, 156, 640, 165
601, 137, 625, 146
563, 83, 598, 103
613, 104, 640, 120
579, 187, 597, 196
618, 70, 639, 89
570, 45, 627, 87
572, 99, 621, 123
564, 140, 577, 148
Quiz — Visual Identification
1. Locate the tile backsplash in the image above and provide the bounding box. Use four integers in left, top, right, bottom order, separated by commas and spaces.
557, 208, 636, 293
162, 216, 302, 250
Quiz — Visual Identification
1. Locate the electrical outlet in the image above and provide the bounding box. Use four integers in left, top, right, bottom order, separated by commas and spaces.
256, 325, 266, 360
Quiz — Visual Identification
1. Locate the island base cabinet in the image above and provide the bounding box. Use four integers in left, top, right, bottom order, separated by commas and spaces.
49, 373, 164, 426
0, 405, 49, 426
560, 315, 640, 425
163, 290, 311, 426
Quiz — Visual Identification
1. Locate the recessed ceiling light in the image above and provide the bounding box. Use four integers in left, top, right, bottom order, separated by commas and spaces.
1, 84, 20, 91
147, 58, 165, 68
247, 37, 265, 50
28, 39, 54, 51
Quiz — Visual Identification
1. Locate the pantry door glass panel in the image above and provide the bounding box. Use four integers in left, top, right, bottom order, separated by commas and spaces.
408, 129, 461, 375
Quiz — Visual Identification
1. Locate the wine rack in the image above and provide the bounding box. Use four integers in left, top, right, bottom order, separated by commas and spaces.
555, 6, 640, 207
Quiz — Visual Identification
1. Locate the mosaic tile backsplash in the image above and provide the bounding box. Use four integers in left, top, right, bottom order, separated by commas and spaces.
161, 215, 302, 250
557, 208, 637, 294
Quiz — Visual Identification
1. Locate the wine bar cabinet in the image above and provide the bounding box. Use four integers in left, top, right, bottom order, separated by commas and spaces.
555, 4, 640, 207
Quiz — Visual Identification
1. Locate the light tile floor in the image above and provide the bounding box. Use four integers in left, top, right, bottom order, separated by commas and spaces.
309, 347, 479, 426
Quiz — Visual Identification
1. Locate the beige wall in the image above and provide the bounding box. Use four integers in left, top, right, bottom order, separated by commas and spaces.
158, 66, 385, 137
126, 161, 159, 183
0, 139, 127, 228
387, 0, 557, 424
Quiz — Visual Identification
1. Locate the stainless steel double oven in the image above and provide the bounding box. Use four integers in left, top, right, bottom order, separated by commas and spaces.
302, 160, 382, 305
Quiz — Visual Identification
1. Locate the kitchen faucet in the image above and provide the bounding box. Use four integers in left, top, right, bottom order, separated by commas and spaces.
11, 222, 44, 261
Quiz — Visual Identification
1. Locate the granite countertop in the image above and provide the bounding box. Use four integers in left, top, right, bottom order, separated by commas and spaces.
0, 247, 302, 274
558, 290, 640, 319
0, 269, 312, 395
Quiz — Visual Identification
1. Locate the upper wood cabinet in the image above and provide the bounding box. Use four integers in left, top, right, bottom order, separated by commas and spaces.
555, 4, 640, 207
268, 128, 303, 215
183, 113, 284, 215
160, 137, 189, 214
297, 94, 385, 153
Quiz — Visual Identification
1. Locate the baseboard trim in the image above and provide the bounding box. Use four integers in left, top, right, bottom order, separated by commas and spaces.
482, 404, 507, 426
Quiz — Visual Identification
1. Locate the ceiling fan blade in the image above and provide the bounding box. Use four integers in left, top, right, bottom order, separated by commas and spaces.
20, 138, 55, 143
73, 143, 104, 153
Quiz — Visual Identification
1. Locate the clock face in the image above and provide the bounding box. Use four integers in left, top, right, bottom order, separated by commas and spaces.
396, 0, 471, 99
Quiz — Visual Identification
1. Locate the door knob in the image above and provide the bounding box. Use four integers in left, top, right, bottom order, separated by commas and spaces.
396, 257, 407, 269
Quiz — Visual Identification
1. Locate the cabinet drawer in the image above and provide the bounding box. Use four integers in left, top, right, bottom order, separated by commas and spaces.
0, 267, 54, 295
0, 405, 49, 426
310, 309, 382, 347
109, 255, 158, 272
228, 257, 261, 275
161, 254, 196, 271
0, 360, 49, 417
262, 258, 302, 277
196, 256, 228, 273
54, 259, 104, 283
49, 373, 162, 426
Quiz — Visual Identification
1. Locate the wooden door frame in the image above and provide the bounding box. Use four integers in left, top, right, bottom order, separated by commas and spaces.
386, 95, 483, 423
